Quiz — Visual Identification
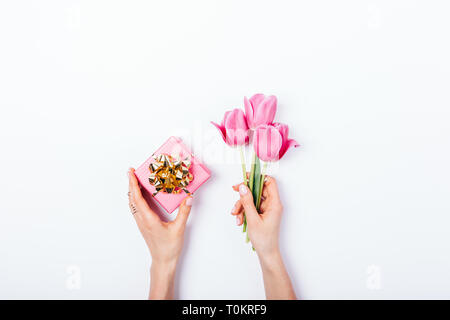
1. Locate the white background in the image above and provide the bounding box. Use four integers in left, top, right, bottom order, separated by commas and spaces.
1, 0, 450, 299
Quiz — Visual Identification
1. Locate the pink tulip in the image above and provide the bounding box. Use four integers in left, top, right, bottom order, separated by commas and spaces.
211, 108, 249, 146
244, 94, 277, 129
253, 123, 300, 162
253, 125, 282, 162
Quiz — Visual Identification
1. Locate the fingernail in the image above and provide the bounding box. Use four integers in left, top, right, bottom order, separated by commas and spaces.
185, 197, 193, 206
236, 216, 240, 225
239, 184, 248, 195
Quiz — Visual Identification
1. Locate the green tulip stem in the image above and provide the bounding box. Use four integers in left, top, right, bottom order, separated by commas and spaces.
256, 162, 268, 211
245, 151, 257, 243
239, 145, 248, 185
239, 146, 248, 233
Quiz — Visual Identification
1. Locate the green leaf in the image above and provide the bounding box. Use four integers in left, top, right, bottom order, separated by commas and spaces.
252, 156, 261, 209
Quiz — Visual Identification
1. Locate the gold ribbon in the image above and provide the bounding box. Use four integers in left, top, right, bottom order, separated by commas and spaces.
148, 154, 193, 196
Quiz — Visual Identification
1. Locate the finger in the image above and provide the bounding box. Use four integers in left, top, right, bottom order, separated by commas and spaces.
231, 200, 243, 215
128, 168, 158, 221
262, 175, 280, 200
259, 198, 269, 212
232, 183, 243, 192
128, 168, 148, 211
234, 184, 259, 224
262, 185, 269, 198
235, 212, 244, 226
232, 173, 251, 191
174, 196, 193, 227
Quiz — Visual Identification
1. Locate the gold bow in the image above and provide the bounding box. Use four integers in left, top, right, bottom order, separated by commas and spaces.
148, 154, 193, 196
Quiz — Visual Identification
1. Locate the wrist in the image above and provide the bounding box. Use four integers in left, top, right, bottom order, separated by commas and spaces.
149, 259, 177, 300
257, 248, 283, 271
151, 258, 177, 276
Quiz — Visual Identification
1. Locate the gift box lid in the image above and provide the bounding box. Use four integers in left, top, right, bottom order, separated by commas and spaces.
134, 136, 211, 214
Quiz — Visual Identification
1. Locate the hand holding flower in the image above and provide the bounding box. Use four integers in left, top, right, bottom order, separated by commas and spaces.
211, 93, 300, 247
231, 177, 296, 300
231, 176, 283, 256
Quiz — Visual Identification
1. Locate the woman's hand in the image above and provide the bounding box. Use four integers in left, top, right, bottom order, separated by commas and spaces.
231, 176, 283, 257
231, 176, 296, 300
128, 168, 192, 299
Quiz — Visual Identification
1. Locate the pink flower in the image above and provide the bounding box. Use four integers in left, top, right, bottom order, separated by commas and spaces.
253, 123, 300, 162
244, 94, 277, 129
253, 125, 282, 162
211, 108, 249, 146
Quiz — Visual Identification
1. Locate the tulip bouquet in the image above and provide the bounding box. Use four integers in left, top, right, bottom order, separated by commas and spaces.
212, 94, 299, 245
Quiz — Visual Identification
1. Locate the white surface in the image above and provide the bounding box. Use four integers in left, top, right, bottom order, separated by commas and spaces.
1, 0, 450, 299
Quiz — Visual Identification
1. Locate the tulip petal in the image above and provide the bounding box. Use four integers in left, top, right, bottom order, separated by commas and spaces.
273, 122, 288, 140
210, 121, 226, 142
224, 108, 247, 129
244, 96, 254, 128
279, 138, 300, 159
260, 95, 277, 124
250, 95, 277, 128
224, 108, 249, 146
249, 93, 266, 107
253, 125, 283, 162
246, 94, 276, 129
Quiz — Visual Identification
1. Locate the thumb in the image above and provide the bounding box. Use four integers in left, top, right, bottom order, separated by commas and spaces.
174, 196, 193, 227
238, 184, 259, 224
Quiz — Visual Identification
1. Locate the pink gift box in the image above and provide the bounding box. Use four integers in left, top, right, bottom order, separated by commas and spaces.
134, 136, 211, 214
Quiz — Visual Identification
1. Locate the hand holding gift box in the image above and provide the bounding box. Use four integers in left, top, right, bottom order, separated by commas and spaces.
134, 137, 211, 214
